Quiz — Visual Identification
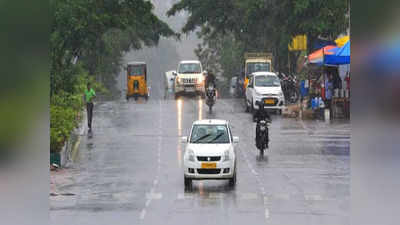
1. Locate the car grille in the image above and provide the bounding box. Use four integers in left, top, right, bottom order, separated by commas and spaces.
263, 97, 278, 106
197, 169, 221, 174
197, 156, 221, 161
182, 78, 197, 84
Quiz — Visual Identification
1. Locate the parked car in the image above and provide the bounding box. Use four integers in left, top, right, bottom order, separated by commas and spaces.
245, 72, 285, 117
182, 119, 239, 188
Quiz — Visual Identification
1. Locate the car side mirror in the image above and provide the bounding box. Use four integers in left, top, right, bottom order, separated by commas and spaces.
233, 136, 239, 143
203, 70, 208, 75
181, 136, 188, 143
172, 71, 177, 76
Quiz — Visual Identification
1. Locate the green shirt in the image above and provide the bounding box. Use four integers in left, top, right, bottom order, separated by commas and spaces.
84, 88, 96, 103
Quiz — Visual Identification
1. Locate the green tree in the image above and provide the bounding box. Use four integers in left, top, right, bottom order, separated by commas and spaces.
168, 0, 349, 75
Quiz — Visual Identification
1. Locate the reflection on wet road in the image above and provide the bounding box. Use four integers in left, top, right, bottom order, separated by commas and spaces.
50, 96, 350, 225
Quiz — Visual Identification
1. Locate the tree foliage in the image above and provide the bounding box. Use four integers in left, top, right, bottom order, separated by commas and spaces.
51, 0, 177, 95
50, 0, 177, 152
168, 0, 349, 75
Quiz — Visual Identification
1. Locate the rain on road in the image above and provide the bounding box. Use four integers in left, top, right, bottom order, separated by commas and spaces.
50, 72, 350, 225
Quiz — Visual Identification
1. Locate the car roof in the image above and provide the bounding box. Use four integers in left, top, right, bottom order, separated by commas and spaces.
179, 60, 201, 64
251, 71, 277, 77
193, 119, 228, 125
127, 61, 146, 65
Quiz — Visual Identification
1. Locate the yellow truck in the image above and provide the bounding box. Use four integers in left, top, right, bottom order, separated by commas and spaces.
243, 52, 273, 90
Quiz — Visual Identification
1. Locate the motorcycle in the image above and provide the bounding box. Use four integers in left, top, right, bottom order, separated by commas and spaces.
256, 119, 270, 155
205, 85, 216, 112
282, 75, 299, 104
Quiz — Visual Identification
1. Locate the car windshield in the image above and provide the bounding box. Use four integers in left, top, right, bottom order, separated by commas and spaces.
246, 62, 270, 75
255, 75, 281, 87
129, 65, 145, 76
190, 125, 230, 144
178, 63, 201, 73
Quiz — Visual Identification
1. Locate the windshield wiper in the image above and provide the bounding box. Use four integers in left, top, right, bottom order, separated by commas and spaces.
192, 134, 211, 143
209, 133, 224, 143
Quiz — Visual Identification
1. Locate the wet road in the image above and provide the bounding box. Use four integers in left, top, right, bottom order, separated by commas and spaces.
50, 88, 350, 225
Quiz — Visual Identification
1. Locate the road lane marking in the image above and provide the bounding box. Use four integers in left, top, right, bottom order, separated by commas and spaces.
209, 193, 224, 199
274, 194, 290, 200
146, 192, 162, 200
240, 193, 258, 200
305, 194, 323, 201
265, 208, 270, 219
138, 100, 163, 221
139, 209, 146, 220
177, 193, 195, 200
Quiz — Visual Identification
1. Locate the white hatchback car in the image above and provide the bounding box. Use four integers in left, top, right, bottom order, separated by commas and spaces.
182, 119, 239, 187
245, 72, 285, 116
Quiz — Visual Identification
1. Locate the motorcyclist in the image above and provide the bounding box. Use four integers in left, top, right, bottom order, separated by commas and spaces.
254, 101, 271, 149
204, 71, 217, 90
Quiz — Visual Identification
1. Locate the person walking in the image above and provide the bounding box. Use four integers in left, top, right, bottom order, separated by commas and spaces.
325, 74, 333, 119
84, 82, 96, 132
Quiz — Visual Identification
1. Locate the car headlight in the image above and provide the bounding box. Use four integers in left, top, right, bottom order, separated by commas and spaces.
188, 149, 195, 162
223, 150, 230, 161
197, 76, 204, 84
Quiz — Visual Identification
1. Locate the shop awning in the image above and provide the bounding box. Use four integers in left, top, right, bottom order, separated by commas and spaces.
307, 45, 337, 65
324, 41, 350, 65
335, 36, 350, 47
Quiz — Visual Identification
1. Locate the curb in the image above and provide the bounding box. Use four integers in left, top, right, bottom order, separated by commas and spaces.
71, 110, 86, 162
58, 110, 86, 167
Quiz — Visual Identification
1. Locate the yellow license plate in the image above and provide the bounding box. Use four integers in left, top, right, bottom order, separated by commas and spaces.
201, 162, 217, 169
264, 99, 274, 104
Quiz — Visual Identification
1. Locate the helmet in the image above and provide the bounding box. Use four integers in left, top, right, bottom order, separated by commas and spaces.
256, 101, 265, 110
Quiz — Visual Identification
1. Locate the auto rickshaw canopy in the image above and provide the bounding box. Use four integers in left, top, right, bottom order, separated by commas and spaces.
127, 61, 147, 80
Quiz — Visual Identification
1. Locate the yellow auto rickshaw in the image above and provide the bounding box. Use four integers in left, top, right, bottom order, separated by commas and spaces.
126, 61, 149, 101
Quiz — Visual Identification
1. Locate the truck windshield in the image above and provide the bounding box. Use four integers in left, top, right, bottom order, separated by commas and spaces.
190, 125, 230, 144
129, 65, 145, 76
255, 75, 280, 87
246, 62, 270, 75
178, 63, 201, 73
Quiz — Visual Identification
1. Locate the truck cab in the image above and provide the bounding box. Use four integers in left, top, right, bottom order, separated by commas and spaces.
243, 53, 273, 90
173, 60, 206, 99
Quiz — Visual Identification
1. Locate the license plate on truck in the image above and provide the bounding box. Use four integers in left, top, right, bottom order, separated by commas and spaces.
185, 87, 195, 92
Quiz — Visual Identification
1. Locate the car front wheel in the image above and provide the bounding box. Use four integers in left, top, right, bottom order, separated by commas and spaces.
184, 176, 192, 188
229, 170, 236, 187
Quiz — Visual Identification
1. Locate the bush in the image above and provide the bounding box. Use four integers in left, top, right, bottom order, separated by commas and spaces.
50, 104, 76, 153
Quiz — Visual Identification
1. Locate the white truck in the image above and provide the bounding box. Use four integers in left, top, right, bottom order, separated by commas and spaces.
173, 60, 206, 99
